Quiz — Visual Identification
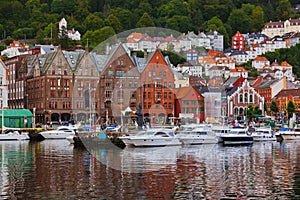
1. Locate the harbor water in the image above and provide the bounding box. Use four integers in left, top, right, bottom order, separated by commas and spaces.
0, 139, 300, 199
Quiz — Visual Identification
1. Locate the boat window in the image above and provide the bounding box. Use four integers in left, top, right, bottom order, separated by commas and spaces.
155, 132, 169, 137
196, 132, 207, 135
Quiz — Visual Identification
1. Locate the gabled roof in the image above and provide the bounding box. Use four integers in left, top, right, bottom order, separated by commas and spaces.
230, 66, 248, 73
253, 56, 269, 61
175, 86, 193, 99
281, 61, 292, 67
207, 50, 223, 57
255, 79, 278, 88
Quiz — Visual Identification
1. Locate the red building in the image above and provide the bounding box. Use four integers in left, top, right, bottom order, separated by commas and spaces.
232, 31, 245, 50
174, 86, 205, 123
140, 49, 175, 124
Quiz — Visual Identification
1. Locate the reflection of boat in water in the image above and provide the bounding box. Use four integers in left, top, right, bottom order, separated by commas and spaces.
120, 145, 181, 172
119, 128, 180, 147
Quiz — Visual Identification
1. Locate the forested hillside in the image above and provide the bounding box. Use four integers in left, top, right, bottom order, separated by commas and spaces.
0, 0, 298, 48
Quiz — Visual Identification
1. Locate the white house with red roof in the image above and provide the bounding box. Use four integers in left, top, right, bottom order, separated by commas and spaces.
252, 56, 270, 70
1, 40, 29, 58
229, 66, 248, 78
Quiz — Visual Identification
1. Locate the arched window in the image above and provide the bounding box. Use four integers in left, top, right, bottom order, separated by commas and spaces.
244, 92, 248, 103
239, 107, 244, 115
239, 94, 243, 103
249, 94, 253, 103
234, 107, 239, 116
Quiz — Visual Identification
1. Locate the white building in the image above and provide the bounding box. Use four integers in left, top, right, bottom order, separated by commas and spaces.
59, 18, 81, 41
0, 60, 8, 108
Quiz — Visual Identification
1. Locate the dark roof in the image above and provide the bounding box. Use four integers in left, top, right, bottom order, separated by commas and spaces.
275, 88, 300, 98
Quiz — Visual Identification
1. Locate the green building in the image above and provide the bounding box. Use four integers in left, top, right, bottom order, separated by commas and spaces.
0, 109, 33, 128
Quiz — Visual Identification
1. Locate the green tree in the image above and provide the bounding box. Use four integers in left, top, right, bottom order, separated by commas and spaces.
161, 50, 186, 66
111, 8, 133, 31
287, 100, 295, 119
246, 105, 262, 120
188, 0, 204, 29
241, 3, 255, 15
276, 0, 291, 20
226, 9, 252, 34
270, 100, 279, 116
136, 12, 155, 28
105, 14, 122, 33
251, 6, 265, 33
84, 14, 104, 31
166, 15, 193, 33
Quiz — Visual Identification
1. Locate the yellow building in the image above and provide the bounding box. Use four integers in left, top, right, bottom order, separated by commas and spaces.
262, 19, 300, 38
274, 88, 300, 117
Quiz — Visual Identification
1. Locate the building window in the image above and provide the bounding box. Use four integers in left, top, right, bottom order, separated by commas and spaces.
148, 71, 152, 77
116, 70, 124, 77
108, 70, 114, 77
244, 92, 248, 103
239, 94, 243, 103
249, 94, 253, 103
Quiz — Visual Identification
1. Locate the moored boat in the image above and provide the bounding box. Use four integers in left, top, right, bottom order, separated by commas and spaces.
177, 126, 218, 145
251, 126, 276, 141
220, 126, 253, 145
119, 128, 181, 147
277, 128, 300, 140
39, 125, 77, 139
0, 130, 29, 141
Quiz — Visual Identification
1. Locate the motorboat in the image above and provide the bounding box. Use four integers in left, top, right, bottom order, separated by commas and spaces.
119, 128, 181, 147
176, 126, 218, 145
251, 127, 276, 141
211, 125, 231, 143
276, 127, 300, 140
0, 130, 29, 141
39, 125, 77, 139
220, 126, 253, 145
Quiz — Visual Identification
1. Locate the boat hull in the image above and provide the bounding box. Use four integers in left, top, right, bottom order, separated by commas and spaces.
221, 135, 253, 145
130, 138, 181, 147
40, 131, 75, 139
0, 132, 29, 141
281, 133, 300, 140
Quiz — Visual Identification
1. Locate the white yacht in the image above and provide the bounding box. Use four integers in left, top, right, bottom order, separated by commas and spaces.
251, 127, 276, 141
177, 126, 218, 145
212, 125, 231, 143
39, 125, 77, 139
277, 128, 300, 140
0, 130, 29, 141
119, 128, 181, 147
220, 126, 253, 145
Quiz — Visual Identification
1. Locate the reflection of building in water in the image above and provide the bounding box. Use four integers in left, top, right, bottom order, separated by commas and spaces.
0, 142, 30, 198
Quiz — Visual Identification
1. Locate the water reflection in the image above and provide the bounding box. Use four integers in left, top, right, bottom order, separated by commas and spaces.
0, 140, 300, 199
